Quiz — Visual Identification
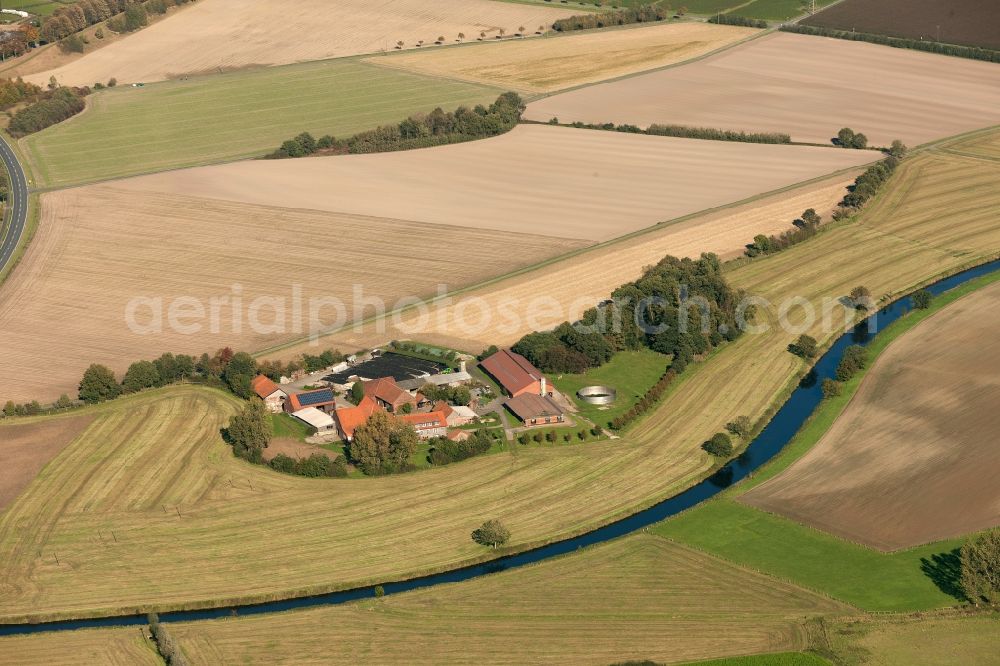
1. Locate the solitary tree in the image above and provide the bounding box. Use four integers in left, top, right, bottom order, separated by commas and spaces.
702, 432, 733, 457
457, 32, 465, 42
850, 286, 872, 310
226, 398, 272, 463
725, 415, 752, 439
889, 139, 908, 159
961, 528, 1000, 606
518, 25, 526, 36
788, 334, 818, 359
837, 127, 855, 147
350, 380, 365, 405
79, 364, 121, 404
472, 519, 511, 549
912, 288, 933, 310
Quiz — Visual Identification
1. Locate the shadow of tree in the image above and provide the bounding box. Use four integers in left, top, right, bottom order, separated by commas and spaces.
920, 548, 966, 602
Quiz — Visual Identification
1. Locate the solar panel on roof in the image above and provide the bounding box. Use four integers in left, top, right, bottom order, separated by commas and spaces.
297, 389, 334, 406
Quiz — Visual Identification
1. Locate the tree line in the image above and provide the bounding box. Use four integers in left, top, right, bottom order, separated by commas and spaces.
745, 208, 822, 258
707, 14, 768, 28
40, 0, 194, 43
552, 5, 668, 32
147, 613, 188, 666
7, 85, 88, 137
428, 429, 496, 465
512, 254, 748, 377
545, 118, 792, 144
781, 24, 1000, 64
266, 92, 525, 159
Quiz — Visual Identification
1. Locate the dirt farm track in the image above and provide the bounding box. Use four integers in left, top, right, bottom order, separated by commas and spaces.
743, 280, 1000, 551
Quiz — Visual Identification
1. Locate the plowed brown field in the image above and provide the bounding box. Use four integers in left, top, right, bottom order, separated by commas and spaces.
742, 281, 1000, 550
114, 125, 875, 242
525, 32, 1000, 146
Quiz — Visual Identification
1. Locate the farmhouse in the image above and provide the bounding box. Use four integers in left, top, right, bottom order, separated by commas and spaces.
505, 393, 565, 426
434, 401, 477, 427
333, 396, 379, 442
251, 375, 288, 413
290, 407, 336, 433
286, 388, 337, 414
398, 411, 449, 439
363, 377, 426, 413
480, 348, 552, 398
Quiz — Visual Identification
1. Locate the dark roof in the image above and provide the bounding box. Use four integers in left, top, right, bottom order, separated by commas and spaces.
288, 388, 336, 411
505, 393, 564, 421
480, 348, 542, 395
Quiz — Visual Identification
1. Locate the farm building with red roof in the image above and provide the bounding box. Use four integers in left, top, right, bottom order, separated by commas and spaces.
480, 348, 551, 398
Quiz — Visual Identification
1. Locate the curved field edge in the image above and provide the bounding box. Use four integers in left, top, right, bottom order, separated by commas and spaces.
654, 268, 1000, 611
1, 133, 999, 623
0, 535, 853, 664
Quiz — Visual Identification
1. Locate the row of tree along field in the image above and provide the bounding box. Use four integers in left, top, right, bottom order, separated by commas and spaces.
553, 5, 669, 32
266, 92, 525, 159
40, 0, 195, 44
782, 23, 1000, 64
543, 117, 793, 144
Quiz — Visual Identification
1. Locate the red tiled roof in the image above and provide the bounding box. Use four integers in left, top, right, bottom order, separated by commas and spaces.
433, 400, 455, 418
480, 348, 542, 396
398, 411, 447, 431
363, 377, 415, 408
334, 396, 379, 440
446, 429, 470, 442
251, 375, 284, 400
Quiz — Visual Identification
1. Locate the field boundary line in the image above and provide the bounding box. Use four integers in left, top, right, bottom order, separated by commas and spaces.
252, 164, 869, 358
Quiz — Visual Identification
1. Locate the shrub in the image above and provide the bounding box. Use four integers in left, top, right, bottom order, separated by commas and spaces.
821, 378, 842, 399
428, 430, 492, 465
835, 345, 868, 382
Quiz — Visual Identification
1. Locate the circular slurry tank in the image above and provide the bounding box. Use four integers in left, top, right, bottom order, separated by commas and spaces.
577, 385, 617, 406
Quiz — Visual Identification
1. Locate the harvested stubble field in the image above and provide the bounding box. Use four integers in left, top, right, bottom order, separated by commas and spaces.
21, 59, 502, 188
165, 536, 849, 665
369, 22, 759, 93
525, 32, 1000, 146
278, 173, 858, 354
1, 132, 999, 621
0, 531, 849, 663
0, 625, 159, 665
802, 0, 1000, 51
0, 414, 94, 511
826, 613, 1000, 665
28, 0, 576, 88
0, 188, 585, 404
114, 124, 875, 242
742, 280, 1000, 551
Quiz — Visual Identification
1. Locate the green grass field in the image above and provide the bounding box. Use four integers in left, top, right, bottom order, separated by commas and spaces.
270, 412, 312, 442
21, 58, 503, 188
656, 270, 1000, 612
551, 348, 669, 428
683, 0, 836, 19
0, 0, 65, 17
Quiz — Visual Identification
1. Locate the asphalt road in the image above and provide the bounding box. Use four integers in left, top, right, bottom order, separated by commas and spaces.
0, 133, 28, 276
